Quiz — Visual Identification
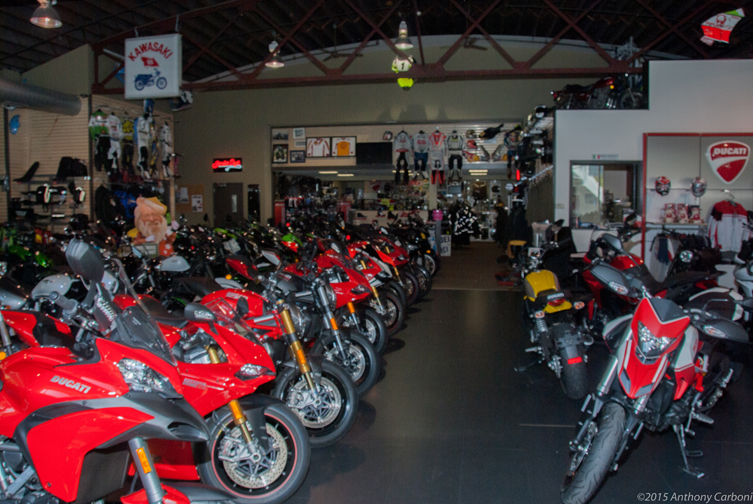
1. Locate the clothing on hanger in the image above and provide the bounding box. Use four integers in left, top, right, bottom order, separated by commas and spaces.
709, 199, 749, 252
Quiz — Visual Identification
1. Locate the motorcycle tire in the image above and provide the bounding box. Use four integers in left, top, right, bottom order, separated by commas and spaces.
313, 332, 381, 397
135, 80, 145, 91
559, 350, 588, 400
271, 360, 357, 448
422, 254, 440, 277
413, 265, 432, 300
561, 402, 626, 504
387, 280, 407, 310
197, 403, 310, 504
379, 288, 405, 337
619, 90, 643, 110
156, 77, 167, 90
402, 271, 420, 306
361, 308, 389, 355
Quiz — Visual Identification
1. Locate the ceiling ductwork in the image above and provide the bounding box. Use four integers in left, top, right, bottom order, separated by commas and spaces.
0, 77, 81, 116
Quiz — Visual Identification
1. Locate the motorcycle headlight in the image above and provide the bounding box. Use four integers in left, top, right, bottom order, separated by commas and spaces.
397, 255, 407, 261
324, 283, 337, 310
680, 250, 694, 263
0, 262, 7, 276
235, 363, 275, 381
351, 284, 370, 295
117, 359, 179, 397
636, 322, 673, 359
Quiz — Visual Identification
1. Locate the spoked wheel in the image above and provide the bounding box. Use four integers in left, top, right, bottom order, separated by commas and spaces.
421, 254, 439, 276
561, 402, 625, 504
198, 403, 310, 504
314, 332, 380, 396
271, 361, 357, 448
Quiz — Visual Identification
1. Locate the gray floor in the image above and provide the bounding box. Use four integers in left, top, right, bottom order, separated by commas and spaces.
288, 248, 753, 504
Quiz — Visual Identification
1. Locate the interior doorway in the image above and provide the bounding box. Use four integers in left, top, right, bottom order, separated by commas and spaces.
569, 162, 642, 226
247, 184, 260, 223
213, 183, 243, 227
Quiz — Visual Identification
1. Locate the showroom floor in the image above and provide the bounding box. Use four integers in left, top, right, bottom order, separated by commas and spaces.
288, 245, 753, 504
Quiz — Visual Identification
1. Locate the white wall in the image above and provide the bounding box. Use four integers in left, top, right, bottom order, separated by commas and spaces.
555, 59, 753, 223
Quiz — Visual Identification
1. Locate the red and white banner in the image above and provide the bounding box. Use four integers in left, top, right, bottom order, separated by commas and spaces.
700, 9, 744, 45
705, 141, 750, 184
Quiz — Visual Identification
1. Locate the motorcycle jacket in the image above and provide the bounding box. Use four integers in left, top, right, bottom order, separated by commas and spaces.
428, 130, 447, 161
708, 200, 750, 252
393, 130, 412, 153
122, 117, 134, 142
88, 110, 109, 139
412, 131, 429, 154
446, 131, 464, 153
106, 114, 122, 141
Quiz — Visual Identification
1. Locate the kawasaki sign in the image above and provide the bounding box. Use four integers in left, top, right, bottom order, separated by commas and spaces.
124, 34, 182, 100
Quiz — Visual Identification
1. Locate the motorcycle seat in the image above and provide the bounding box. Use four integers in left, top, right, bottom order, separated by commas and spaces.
175, 277, 223, 298
140, 296, 188, 329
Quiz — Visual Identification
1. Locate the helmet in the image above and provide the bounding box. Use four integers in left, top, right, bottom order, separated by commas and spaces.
691, 177, 707, 197
655, 176, 671, 196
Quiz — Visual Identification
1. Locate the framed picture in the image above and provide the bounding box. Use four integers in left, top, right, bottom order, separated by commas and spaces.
290, 150, 305, 163
306, 137, 331, 158
293, 127, 305, 139
332, 136, 356, 157
294, 139, 306, 148
272, 144, 288, 163
272, 128, 289, 141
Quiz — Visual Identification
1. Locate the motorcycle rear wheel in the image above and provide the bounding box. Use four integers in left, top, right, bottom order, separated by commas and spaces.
559, 351, 588, 400
561, 402, 625, 504
198, 403, 310, 504
271, 361, 357, 448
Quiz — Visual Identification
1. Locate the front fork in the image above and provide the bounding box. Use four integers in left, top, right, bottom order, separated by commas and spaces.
128, 438, 165, 504
346, 302, 361, 330
316, 285, 349, 360
280, 306, 318, 391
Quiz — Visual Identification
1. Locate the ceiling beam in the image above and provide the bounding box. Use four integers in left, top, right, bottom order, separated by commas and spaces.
634, 0, 710, 58
450, 0, 517, 67
543, 0, 615, 64
435, 0, 502, 67
337, 0, 404, 74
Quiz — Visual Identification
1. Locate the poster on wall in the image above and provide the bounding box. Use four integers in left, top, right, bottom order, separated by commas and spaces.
178, 187, 189, 203
272, 128, 289, 141
124, 34, 182, 99
306, 138, 331, 157
332, 136, 356, 157
290, 150, 305, 163
191, 195, 203, 212
293, 128, 305, 139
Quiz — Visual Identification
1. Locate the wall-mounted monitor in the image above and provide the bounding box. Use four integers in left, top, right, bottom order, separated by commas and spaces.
356, 142, 392, 165
213, 158, 242, 172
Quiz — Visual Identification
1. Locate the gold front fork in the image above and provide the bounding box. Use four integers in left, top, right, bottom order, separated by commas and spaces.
207, 347, 254, 444
280, 308, 316, 390
393, 266, 402, 282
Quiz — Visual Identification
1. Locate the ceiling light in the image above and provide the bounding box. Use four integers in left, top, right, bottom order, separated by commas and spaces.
265, 40, 284, 68
319, 171, 337, 174
31, 0, 62, 29
395, 20, 413, 50
337, 174, 354, 177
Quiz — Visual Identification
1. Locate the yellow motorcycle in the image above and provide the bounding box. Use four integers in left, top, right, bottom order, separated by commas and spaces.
517, 240, 593, 399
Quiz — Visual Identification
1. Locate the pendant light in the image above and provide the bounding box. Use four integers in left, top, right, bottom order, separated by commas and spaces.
30, 0, 62, 29
265, 40, 284, 68
395, 20, 413, 50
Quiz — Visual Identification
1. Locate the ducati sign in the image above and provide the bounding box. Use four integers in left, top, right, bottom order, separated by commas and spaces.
706, 141, 750, 184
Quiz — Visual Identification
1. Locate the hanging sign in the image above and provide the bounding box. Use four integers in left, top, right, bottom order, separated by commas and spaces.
124, 34, 182, 99
705, 141, 750, 184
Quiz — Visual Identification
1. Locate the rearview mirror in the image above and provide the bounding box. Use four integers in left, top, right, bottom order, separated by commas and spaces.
184, 303, 216, 323
590, 263, 633, 296
236, 296, 249, 317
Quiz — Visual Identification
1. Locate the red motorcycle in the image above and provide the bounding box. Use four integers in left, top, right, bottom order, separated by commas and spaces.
551, 76, 616, 109
561, 246, 748, 504
0, 239, 231, 504
114, 294, 312, 504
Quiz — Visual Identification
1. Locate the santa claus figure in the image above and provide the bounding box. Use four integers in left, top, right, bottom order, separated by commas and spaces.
127, 196, 175, 256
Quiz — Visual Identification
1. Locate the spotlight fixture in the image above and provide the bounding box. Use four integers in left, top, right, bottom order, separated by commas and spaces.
30, 0, 62, 29
265, 40, 284, 68
395, 20, 413, 50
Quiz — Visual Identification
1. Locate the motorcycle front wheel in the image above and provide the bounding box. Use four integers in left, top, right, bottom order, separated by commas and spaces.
271, 360, 357, 448
413, 265, 432, 300
360, 308, 388, 355
401, 271, 420, 306
378, 288, 405, 337
561, 402, 626, 504
198, 403, 310, 504
313, 332, 381, 397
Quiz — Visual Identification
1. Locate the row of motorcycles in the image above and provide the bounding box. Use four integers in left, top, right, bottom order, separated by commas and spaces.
0, 210, 440, 504
510, 214, 752, 504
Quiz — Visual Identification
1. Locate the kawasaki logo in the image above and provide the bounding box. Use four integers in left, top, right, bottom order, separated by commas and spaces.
706, 141, 751, 184
50, 375, 91, 394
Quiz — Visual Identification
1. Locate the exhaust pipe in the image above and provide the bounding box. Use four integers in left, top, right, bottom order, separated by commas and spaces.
0, 77, 81, 116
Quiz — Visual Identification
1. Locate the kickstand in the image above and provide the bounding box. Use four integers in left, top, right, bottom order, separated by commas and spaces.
673, 425, 704, 478
514, 355, 544, 373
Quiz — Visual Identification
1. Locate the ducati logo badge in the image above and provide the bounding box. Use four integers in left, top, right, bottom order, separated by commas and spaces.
706, 141, 750, 184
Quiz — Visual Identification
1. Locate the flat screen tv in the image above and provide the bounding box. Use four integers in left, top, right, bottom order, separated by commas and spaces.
356, 143, 392, 165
